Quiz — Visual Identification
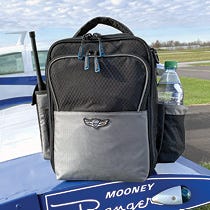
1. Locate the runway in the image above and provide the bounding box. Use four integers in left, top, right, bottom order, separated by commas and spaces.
178, 61, 210, 80
184, 105, 210, 163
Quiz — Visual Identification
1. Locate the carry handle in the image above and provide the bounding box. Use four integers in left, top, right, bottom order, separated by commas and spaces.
73, 17, 134, 37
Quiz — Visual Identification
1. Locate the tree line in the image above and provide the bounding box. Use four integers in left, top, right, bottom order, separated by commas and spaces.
151, 40, 210, 48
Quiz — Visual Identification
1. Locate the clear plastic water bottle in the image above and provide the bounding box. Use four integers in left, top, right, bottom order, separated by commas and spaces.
157, 61, 184, 105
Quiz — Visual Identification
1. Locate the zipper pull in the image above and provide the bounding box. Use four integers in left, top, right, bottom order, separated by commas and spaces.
84, 51, 90, 70
93, 33, 101, 38
78, 40, 85, 60
98, 37, 105, 57
93, 33, 105, 57
94, 51, 100, 73
78, 34, 93, 60
83, 33, 93, 40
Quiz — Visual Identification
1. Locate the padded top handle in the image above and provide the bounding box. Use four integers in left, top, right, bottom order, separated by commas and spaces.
73, 17, 134, 37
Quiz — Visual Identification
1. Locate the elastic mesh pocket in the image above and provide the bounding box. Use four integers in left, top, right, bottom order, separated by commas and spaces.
157, 105, 187, 163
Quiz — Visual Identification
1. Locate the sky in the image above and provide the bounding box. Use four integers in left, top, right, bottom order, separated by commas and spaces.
0, 0, 210, 47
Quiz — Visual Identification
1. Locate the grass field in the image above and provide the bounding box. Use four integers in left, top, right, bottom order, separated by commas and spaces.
180, 77, 210, 105
191, 62, 210, 66
157, 48, 210, 63
196, 204, 210, 210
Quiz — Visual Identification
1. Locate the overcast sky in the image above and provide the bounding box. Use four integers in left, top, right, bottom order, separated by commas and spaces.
0, 0, 210, 47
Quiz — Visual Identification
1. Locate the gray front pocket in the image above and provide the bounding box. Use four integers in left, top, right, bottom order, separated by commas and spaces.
54, 111, 149, 182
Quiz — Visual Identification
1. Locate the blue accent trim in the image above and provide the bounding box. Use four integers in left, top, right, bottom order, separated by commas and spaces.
84, 55, 90, 70
94, 57, 101, 73
0, 76, 45, 85
0, 96, 32, 110
78, 45, 84, 60
99, 42, 105, 57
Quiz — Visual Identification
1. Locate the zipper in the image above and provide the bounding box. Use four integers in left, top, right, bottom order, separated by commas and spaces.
78, 33, 94, 60
47, 34, 151, 62
93, 33, 105, 57
47, 54, 149, 112
78, 41, 85, 60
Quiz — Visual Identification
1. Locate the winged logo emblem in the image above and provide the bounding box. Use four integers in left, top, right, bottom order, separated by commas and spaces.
83, 118, 110, 129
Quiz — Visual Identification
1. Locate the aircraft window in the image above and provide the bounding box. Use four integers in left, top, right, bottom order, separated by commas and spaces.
32, 50, 48, 71
0, 52, 24, 75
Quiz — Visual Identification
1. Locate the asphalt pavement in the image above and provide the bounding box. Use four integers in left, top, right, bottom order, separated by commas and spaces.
178, 61, 210, 80
176, 61, 210, 163
183, 105, 210, 163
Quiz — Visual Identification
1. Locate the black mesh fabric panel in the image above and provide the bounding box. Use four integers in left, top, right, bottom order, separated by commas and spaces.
49, 56, 148, 112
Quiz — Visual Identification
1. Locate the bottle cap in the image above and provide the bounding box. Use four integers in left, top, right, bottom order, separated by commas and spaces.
165, 61, 177, 69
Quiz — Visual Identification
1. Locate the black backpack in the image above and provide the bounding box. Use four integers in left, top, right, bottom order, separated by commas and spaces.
32, 17, 186, 182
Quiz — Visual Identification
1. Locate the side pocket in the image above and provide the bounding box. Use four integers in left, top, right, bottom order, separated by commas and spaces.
156, 103, 165, 157
36, 91, 50, 160
158, 105, 188, 163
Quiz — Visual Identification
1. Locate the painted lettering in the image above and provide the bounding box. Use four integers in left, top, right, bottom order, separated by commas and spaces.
50, 199, 100, 210
140, 185, 147, 192
107, 198, 153, 210
124, 188, 132, 195
106, 191, 116, 199
148, 183, 155, 191
116, 189, 124, 197
113, 206, 126, 210
105, 183, 155, 199
131, 186, 140, 194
